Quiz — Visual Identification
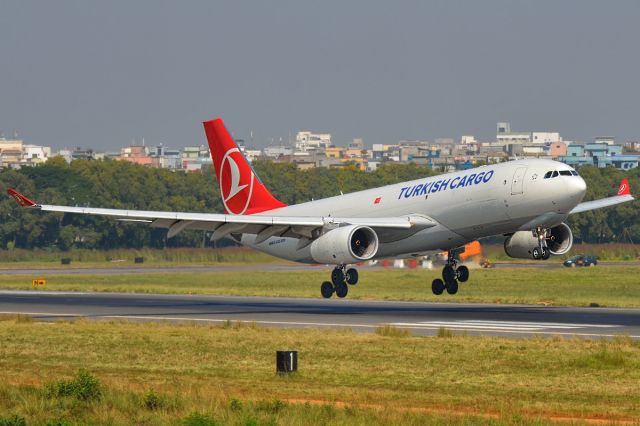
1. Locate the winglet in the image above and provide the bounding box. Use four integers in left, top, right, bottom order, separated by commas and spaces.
6, 188, 37, 207
617, 179, 631, 196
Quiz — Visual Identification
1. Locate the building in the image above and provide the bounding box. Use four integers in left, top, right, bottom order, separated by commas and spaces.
22, 144, 51, 165
349, 138, 364, 150
150, 144, 181, 169
459, 135, 479, 154
595, 136, 615, 145
548, 142, 567, 157
344, 148, 364, 159
181, 145, 212, 171
243, 149, 263, 163
497, 131, 531, 145
0, 138, 24, 168
507, 144, 545, 156
295, 131, 331, 152
263, 146, 293, 158
558, 141, 639, 170
0, 137, 53, 168
117, 145, 153, 166
325, 147, 345, 159
623, 141, 640, 152
497, 122, 511, 134
532, 132, 561, 144
71, 147, 99, 161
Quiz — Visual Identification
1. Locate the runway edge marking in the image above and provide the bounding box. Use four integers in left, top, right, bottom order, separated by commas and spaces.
1, 311, 636, 339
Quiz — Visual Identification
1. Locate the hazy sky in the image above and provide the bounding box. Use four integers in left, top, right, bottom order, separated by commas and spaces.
1, 1, 640, 150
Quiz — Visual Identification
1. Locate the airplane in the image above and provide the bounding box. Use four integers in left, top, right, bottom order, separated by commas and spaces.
7, 118, 635, 299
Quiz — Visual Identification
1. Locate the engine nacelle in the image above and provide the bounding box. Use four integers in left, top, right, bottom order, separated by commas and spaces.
504, 223, 573, 259
310, 225, 379, 264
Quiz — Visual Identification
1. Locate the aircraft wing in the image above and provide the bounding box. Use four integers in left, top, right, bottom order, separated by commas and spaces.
569, 178, 634, 214
6, 188, 437, 241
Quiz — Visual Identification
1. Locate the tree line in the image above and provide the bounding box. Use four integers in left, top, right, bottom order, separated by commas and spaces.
0, 156, 637, 251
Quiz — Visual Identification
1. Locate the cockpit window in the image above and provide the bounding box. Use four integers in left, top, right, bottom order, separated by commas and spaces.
552, 171, 559, 178
560, 170, 572, 176
571, 170, 579, 176
544, 171, 553, 179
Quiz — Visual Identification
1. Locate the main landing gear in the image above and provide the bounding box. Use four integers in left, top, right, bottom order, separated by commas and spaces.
432, 250, 469, 296
531, 226, 551, 260
321, 265, 359, 299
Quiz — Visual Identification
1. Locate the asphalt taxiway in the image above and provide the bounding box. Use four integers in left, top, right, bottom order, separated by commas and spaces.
1, 290, 639, 338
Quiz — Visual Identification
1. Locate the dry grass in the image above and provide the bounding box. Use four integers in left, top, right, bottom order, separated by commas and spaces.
0, 318, 639, 424
0, 247, 283, 268
375, 324, 411, 337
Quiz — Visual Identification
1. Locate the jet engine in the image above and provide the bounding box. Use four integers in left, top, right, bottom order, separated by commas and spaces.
310, 225, 379, 264
504, 223, 573, 259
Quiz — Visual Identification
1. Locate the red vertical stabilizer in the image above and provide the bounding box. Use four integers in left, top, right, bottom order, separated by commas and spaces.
617, 178, 631, 196
203, 118, 287, 215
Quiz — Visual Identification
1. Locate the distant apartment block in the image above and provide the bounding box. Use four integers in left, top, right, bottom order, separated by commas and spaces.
0, 137, 51, 168
532, 132, 561, 144
558, 140, 639, 170
295, 131, 331, 152
548, 142, 567, 157
181, 145, 212, 172
117, 145, 154, 166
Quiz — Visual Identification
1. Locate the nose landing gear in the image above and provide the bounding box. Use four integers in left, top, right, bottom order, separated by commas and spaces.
432, 249, 470, 296
321, 265, 359, 298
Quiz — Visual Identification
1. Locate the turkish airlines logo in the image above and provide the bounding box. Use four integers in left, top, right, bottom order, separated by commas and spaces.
618, 183, 628, 195
219, 148, 254, 215
10, 193, 24, 205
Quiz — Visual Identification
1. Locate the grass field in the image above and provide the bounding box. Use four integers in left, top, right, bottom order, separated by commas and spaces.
2, 266, 640, 308
0, 247, 285, 269
0, 316, 638, 425
0, 244, 637, 269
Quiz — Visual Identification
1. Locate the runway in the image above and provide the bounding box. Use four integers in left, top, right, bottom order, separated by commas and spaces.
1, 290, 639, 338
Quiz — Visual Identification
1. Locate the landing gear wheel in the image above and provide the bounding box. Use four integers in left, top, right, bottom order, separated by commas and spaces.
432, 278, 445, 295
331, 268, 345, 286
532, 247, 542, 260
456, 265, 469, 283
320, 281, 334, 299
541, 247, 550, 260
445, 280, 459, 295
442, 265, 456, 282
345, 268, 359, 285
335, 282, 348, 298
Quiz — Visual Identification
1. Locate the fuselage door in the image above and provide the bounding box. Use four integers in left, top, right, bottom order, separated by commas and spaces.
510, 167, 527, 195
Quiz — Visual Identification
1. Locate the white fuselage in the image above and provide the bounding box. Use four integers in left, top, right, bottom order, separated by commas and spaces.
240, 159, 587, 263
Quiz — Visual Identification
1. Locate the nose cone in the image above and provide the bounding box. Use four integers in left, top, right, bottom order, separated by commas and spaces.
568, 176, 587, 202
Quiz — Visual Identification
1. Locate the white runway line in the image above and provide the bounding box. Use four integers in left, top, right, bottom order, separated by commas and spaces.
0, 310, 78, 317
389, 320, 619, 331
0, 311, 636, 338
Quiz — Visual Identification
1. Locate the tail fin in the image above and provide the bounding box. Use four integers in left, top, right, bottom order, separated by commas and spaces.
203, 118, 287, 215
617, 178, 631, 196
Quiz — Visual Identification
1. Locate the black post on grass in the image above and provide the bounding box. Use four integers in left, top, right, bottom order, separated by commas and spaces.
276, 351, 298, 374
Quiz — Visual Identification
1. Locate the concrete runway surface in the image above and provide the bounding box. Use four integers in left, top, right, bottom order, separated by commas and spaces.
1, 290, 639, 338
